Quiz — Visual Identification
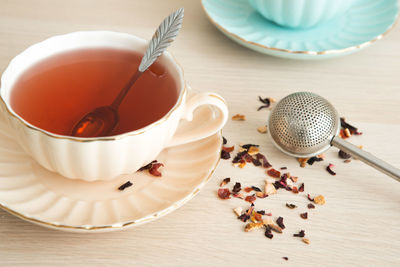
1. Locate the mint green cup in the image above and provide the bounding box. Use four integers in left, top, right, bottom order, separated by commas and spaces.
248, 0, 354, 29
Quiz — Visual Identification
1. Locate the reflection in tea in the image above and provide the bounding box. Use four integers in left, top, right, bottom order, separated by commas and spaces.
10, 48, 178, 136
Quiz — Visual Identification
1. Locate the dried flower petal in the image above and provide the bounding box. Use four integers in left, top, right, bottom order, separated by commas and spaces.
338, 150, 351, 159
264, 182, 277, 195
118, 181, 132, 191
245, 195, 256, 203
326, 163, 336, 175
232, 182, 241, 193
276, 217, 285, 229
222, 146, 234, 153
292, 186, 299, 194
294, 230, 305, 237
247, 146, 260, 156
220, 150, 231, 160
307, 203, 315, 209
300, 212, 308, 219
297, 158, 308, 168
244, 187, 253, 193
219, 177, 230, 187
298, 183, 304, 192
254, 213, 262, 222
267, 168, 281, 178
232, 114, 246, 121
286, 203, 297, 209
302, 238, 310, 245
307, 156, 323, 165
149, 163, 164, 177
233, 207, 243, 216
251, 186, 262, 192
244, 222, 264, 232
217, 188, 231, 199
314, 195, 326, 205
232, 193, 244, 199
257, 125, 268, 134
256, 153, 272, 168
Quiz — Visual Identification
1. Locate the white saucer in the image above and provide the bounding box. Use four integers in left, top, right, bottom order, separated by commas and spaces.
0, 104, 221, 232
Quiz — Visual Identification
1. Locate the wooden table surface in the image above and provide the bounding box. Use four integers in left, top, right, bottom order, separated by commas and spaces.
1, 0, 399, 266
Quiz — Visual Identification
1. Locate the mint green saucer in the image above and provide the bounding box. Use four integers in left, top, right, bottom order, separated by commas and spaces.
202, 0, 398, 59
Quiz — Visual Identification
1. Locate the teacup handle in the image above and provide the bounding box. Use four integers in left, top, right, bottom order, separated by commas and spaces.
166, 91, 228, 148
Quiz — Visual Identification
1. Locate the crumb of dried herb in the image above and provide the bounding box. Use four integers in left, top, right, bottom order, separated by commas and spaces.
232, 114, 246, 121
280, 167, 287, 170
283, 257, 288, 261
222, 146, 234, 153
267, 168, 281, 178
290, 176, 298, 183
338, 150, 351, 159
251, 186, 262, 192
307, 203, 315, 209
220, 177, 230, 187
232, 182, 241, 193
307, 156, 323, 165
220, 150, 231, 160
303, 238, 310, 245
326, 163, 336, 175
268, 223, 283, 233
264, 227, 274, 239
294, 230, 305, 237
222, 136, 227, 145
298, 183, 304, 192
118, 181, 132, 191
300, 212, 308, 219
314, 195, 326, 205
340, 117, 362, 135
286, 203, 297, 209
276, 217, 285, 229
238, 213, 250, 222
138, 160, 157, 171
307, 194, 314, 202
217, 188, 231, 199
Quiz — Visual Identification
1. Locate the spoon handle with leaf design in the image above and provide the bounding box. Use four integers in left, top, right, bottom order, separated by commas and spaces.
111, 8, 184, 109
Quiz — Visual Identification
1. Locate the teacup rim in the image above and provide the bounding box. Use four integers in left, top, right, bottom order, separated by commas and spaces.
0, 30, 186, 142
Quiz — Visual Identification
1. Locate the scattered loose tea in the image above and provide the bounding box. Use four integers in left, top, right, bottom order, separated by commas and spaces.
265, 227, 273, 239
267, 168, 281, 178
244, 187, 253, 193
232, 182, 241, 193
220, 150, 231, 160
220, 177, 231, 187
283, 257, 288, 261
222, 136, 227, 145
344, 159, 352, 163
257, 125, 268, 133
256, 153, 272, 168
238, 213, 250, 222
294, 230, 305, 237
218, 188, 231, 199
244, 222, 264, 232
149, 162, 164, 177
256, 192, 268, 198
232, 114, 246, 121
257, 96, 271, 111
300, 212, 308, 219
280, 167, 287, 170
307, 156, 323, 165
340, 117, 362, 135
286, 203, 297, 209
298, 183, 304, 192
297, 158, 308, 168
326, 163, 336, 175
302, 238, 310, 245
344, 128, 351, 138
292, 186, 299, 194
138, 160, 157, 171
245, 195, 256, 203
338, 150, 351, 159
276, 217, 285, 229
254, 212, 263, 222
118, 181, 132, 191
268, 223, 283, 233
307, 194, 314, 202
233, 207, 243, 216
251, 186, 262, 192
307, 203, 315, 209
314, 195, 326, 205
222, 146, 235, 153
248, 146, 260, 156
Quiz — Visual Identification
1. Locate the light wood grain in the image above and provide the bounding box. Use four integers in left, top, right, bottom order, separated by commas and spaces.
0, 0, 399, 266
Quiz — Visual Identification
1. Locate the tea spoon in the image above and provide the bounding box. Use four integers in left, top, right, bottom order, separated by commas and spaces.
71, 8, 184, 137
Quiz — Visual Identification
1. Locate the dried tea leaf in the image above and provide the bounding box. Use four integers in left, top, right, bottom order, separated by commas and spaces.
282, 257, 288, 261
307, 203, 315, 209
232, 114, 246, 121
307, 156, 323, 165
300, 212, 308, 219
217, 188, 231, 199
338, 150, 351, 159
118, 181, 132, 191
298, 183, 304, 192
220, 150, 231, 160
244, 222, 264, 232
251, 186, 262, 192
276, 217, 285, 229
219, 177, 230, 187
294, 230, 305, 237
232, 182, 241, 193
265, 227, 273, 239
326, 164, 336, 175
286, 203, 297, 209
222, 136, 227, 145
244, 187, 253, 193
233, 207, 243, 216
314, 195, 326, 205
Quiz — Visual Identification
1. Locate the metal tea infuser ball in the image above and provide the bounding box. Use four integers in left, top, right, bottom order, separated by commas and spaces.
268, 92, 400, 181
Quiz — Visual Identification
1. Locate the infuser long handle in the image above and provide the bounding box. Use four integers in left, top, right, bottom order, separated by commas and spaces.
331, 136, 400, 182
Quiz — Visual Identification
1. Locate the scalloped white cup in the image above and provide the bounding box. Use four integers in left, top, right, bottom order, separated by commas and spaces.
248, 0, 354, 29
0, 31, 228, 181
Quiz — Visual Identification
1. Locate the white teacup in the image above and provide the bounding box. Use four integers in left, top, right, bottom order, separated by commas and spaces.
248, 0, 354, 29
0, 31, 228, 181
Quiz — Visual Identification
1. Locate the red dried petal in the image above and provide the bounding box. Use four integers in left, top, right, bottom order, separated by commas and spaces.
149, 163, 164, 177
292, 186, 299, 194
244, 187, 253, 193
307, 194, 314, 202
267, 168, 281, 178
217, 188, 231, 199
232, 193, 244, 199
300, 212, 308, 219
266, 212, 272, 216
254, 213, 262, 222
245, 195, 256, 203
219, 177, 231, 187
298, 183, 305, 192
222, 146, 234, 152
